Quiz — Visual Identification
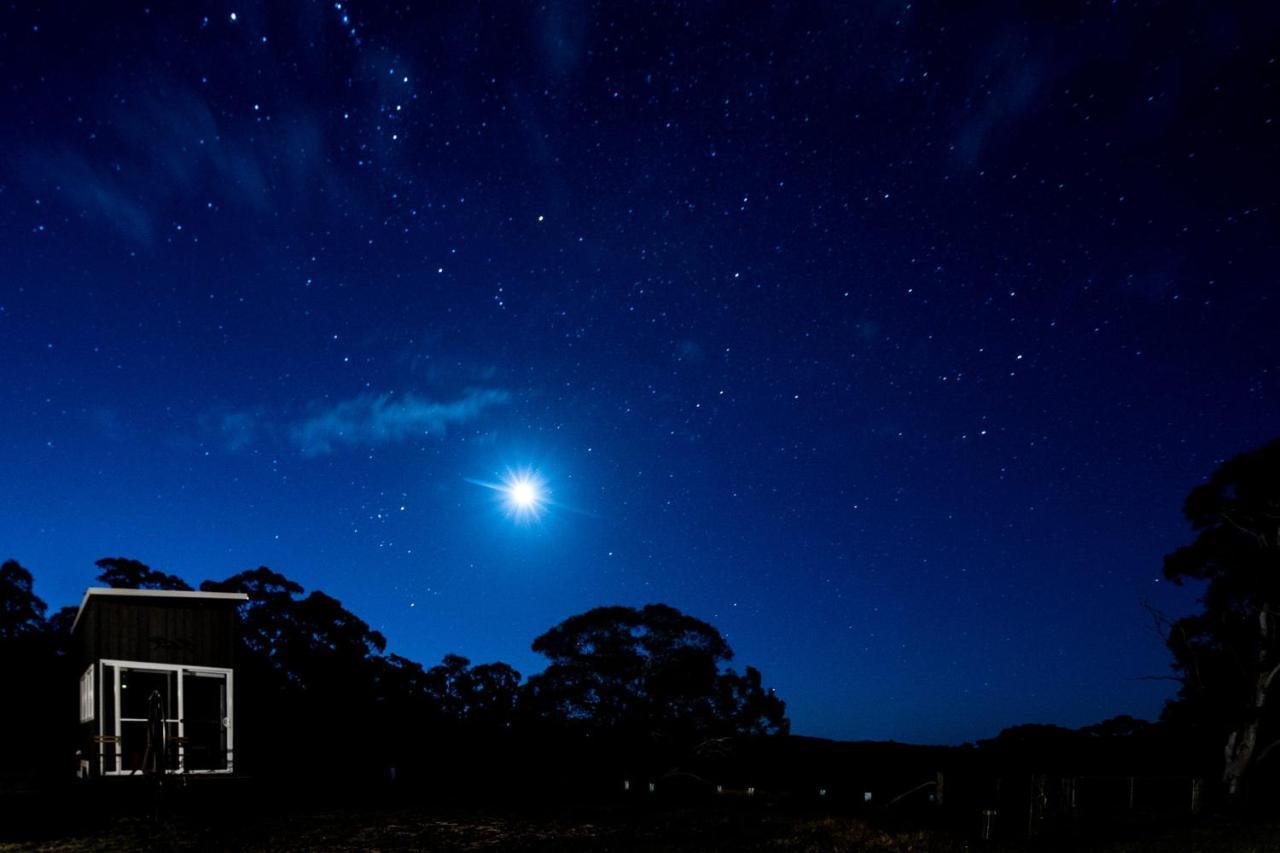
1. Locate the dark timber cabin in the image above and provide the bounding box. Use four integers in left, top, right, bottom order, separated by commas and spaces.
71, 587, 249, 778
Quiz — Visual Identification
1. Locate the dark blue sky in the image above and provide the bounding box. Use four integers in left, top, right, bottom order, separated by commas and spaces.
2, 1, 1277, 744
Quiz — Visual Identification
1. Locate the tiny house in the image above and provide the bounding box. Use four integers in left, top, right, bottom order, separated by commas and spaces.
71, 587, 249, 777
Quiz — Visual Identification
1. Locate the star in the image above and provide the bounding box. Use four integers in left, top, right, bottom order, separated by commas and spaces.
466, 468, 551, 523
507, 478, 539, 510
500, 470, 548, 522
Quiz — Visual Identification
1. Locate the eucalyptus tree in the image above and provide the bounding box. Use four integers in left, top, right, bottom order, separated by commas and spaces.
1163, 438, 1280, 797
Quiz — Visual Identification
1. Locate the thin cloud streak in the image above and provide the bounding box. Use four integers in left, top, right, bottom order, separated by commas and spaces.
291, 389, 511, 456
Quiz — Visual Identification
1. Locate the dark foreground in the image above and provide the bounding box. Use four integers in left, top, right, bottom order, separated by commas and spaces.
3, 795, 1279, 853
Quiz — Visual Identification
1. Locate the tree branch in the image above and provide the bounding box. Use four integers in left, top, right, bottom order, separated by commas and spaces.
1261, 659, 1280, 696
1141, 599, 1173, 644
1254, 737, 1280, 769
1221, 510, 1267, 548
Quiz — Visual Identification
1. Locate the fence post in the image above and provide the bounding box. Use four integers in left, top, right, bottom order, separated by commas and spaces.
1128, 777, 1135, 811
935, 771, 944, 806
1190, 777, 1202, 815
980, 809, 998, 840
1028, 774, 1046, 838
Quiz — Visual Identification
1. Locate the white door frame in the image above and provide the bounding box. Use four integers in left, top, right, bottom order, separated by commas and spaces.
98, 658, 235, 776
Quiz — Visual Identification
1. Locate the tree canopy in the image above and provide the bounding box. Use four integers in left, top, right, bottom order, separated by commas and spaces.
95, 556, 192, 590
1163, 437, 1280, 796
0, 559, 66, 774
524, 603, 787, 743
0, 559, 47, 642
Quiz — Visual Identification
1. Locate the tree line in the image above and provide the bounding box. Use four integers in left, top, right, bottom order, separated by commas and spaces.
0, 558, 786, 786
2, 436, 1278, 801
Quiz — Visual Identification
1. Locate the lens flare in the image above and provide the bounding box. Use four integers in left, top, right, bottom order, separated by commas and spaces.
498, 469, 549, 522
465, 467, 553, 523
506, 476, 542, 513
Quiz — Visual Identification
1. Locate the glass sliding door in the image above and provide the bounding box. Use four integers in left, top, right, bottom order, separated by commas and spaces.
182, 670, 229, 771
99, 660, 234, 775
118, 666, 180, 774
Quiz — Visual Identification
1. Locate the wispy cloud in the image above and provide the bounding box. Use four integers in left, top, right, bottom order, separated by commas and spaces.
218, 412, 260, 452
9, 84, 330, 245
16, 149, 157, 243
290, 389, 511, 456
196, 408, 264, 453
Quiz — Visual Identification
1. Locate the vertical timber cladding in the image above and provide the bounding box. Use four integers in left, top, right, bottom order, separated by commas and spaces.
71, 588, 247, 777
90, 596, 237, 667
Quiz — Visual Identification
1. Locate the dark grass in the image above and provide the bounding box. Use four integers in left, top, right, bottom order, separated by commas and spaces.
3, 784, 1279, 853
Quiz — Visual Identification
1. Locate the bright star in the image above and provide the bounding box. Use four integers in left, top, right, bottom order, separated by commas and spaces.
507, 477, 540, 510
500, 470, 548, 521
467, 467, 550, 523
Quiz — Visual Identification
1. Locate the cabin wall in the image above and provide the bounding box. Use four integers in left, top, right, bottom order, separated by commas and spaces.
72, 597, 244, 776
76, 598, 238, 669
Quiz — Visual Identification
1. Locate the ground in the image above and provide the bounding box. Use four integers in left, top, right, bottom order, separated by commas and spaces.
3, 803, 1280, 853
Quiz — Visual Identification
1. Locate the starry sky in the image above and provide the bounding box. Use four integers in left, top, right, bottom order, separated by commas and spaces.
2, 2, 1278, 745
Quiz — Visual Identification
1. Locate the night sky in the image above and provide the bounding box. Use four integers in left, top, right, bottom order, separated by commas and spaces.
2, 2, 1278, 745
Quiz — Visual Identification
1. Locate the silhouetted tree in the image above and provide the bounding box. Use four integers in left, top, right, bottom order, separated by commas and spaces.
419, 654, 522, 730
203, 566, 389, 692
718, 665, 789, 737
368, 651, 521, 785
282, 589, 387, 687
423, 653, 475, 721
200, 567, 391, 775
45, 605, 78, 645
1, 559, 47, 641
467, 661, 522, 730
201, 566, 304, 679
1162, 437, 1280, 797
0, 560, 69, 776
523, 603, 787, 744
95, 556, 192, 590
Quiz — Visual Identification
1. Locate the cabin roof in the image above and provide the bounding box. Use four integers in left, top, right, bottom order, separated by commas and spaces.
71, 587, 250, 634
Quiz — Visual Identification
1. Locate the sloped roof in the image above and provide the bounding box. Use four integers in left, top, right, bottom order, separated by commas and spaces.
70, 587, 249, 633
